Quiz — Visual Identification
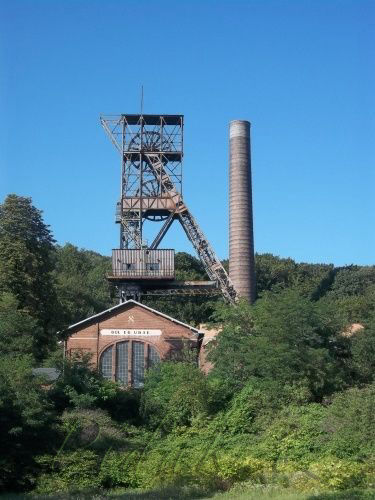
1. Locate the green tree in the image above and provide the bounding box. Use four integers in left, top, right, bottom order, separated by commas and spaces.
49, 352, 117, 412
255, 253, 335, 299
292, 262, 335, 300
322, 384, 375, 460
0, 195, 58, 359
53, 243, 114, 328
350, 315, 375, 384
0, 292, 41, 358
48, 352, 140, 422
209, 290, 346, 399
217, 377, 312, 436
329, 265, 375, 298
174, 252, 207, 280
321, 284, 375, 326
255, 253, 296, 294
143, 295, 218, 327
141, 361, 211, 431
207, 299, 257, 396
0, 356, 56, 491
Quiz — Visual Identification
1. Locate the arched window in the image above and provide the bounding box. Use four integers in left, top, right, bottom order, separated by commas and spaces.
149, 345, 160, 367
100, 345, 112, 379
116, 341, 128, 384
99, 341, 161, 387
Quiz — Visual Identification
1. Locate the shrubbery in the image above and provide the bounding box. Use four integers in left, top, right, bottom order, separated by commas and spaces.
140, 361, 211, 431
322, 384, 375, 460
99, 450, 142, 488
0, 356, 56, 491
208, 290, 349, 399
254, 403, 326, 465
35, 450, 101, 493
1, 194, 375, 496
60, 408, 128, 452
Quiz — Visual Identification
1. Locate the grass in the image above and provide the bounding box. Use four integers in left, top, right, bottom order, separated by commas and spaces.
1, 486, 374, 500
208, 484, 310, 500
0, 487, 206, 500
208, 483, 375, 499
0, 486, 208, 500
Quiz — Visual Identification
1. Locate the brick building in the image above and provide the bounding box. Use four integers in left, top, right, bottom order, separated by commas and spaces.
64, 300, 203, 387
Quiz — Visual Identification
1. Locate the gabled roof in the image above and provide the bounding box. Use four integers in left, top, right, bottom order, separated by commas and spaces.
64, 299, 201, 336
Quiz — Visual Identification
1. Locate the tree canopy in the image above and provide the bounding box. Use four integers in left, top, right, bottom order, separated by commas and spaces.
0, 195, 58, 358
53, 243, 114, 329
208, 290, 349, 399
0, 192, 374, 496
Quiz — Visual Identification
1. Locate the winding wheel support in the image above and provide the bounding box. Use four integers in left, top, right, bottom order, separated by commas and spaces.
100, 114, 237, 303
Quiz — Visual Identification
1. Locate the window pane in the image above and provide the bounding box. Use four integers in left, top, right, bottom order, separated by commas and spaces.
146, 263, 159, 271
123, 263, 135, 270
148, 345, 160, 367
132, 342, 145, 388
100, 346, 112, 379
116, 342, 128, 385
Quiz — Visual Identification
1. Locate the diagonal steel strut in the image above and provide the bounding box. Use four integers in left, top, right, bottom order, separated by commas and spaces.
144, 154, 237, 303
149, 211, 175, 249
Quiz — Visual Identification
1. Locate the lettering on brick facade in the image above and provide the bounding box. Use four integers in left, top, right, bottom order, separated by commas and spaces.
100, 329, 162, 336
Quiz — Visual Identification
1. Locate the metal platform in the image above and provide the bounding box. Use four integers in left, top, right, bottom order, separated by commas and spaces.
106, 278, 220, 300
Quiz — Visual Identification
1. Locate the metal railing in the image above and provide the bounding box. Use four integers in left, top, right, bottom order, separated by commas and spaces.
108, 269, 175, 279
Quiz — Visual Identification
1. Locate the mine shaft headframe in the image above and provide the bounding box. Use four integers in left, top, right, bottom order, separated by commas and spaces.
100, 114, 184, 197
100, 113, 237, 304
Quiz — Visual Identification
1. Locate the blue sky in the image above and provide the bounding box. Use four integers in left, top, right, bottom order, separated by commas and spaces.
1, 0, 374, 266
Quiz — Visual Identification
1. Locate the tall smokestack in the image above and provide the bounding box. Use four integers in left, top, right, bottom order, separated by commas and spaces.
229, 120, 256, 303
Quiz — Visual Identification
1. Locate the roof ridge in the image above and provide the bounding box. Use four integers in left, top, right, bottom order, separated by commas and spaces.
65, 299, 200, 336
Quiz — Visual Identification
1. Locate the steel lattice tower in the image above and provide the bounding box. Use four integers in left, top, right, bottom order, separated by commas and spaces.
101, 115, 183, 249
101, 114, 237, 303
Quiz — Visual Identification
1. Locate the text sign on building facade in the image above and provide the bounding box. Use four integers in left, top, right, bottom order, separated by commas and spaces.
100, 329, 162, 336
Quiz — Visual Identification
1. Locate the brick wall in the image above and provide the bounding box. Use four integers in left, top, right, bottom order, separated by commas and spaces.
66, 303, 199, 371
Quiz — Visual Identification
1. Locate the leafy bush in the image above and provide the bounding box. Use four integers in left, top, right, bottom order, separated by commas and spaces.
135, 443, 272, 491
216, 378, 312, 436
0, 356, 56, 492
48, 352, 140, 422
48, 353, 117, 411
310, 458, 366, 491
99, 385, 141, 423
255, 404, 326, 465
60, 408, 127, 452
141, 361, 211, 431
209, 290, 346, 399
99, 450, 141, 488
198, 455, 272, 490
321, 384, 375, 460
35, 450, 101, 493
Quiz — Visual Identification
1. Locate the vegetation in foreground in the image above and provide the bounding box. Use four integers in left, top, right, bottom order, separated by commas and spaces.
0, 194, 374, 498
1, 485, 375, 499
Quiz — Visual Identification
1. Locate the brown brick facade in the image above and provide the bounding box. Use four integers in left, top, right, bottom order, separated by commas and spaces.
65, 300, 202, 385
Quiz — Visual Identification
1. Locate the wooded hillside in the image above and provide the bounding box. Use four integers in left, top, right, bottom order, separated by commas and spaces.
0, 194, 374, 499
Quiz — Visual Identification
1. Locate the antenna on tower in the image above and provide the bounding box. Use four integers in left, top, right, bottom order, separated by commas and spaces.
140, 85, 144, 115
